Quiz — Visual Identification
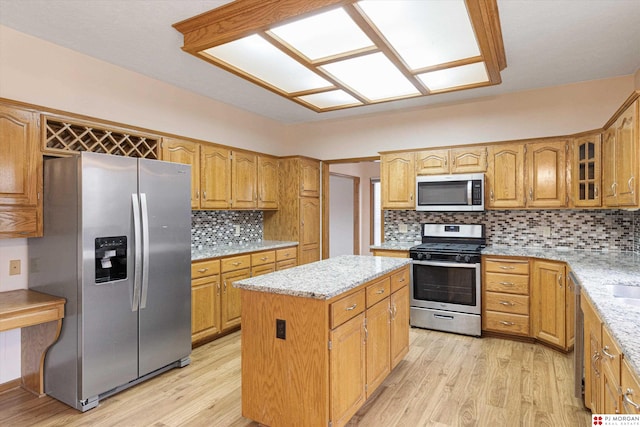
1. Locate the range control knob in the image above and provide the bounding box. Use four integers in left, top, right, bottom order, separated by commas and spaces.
415, 253, 424, 260
424, 253, 431, 260
464, 255, 471, 263
455, 254, 463, 262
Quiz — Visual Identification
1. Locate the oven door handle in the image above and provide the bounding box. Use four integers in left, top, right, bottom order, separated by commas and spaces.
412, 260, 479, 268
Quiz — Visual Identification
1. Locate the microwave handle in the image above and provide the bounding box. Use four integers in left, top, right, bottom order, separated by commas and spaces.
467, 180, 473, 205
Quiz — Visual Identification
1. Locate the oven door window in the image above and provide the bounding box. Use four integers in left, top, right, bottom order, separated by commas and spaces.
413, 263, 476, 306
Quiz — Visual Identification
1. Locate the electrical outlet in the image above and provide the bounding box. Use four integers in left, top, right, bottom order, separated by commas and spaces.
234, 225, 241, 237
542, 226, 551, 238
9, 259, 21, 276
398, 223, 408, 233
276, 319, 286, 340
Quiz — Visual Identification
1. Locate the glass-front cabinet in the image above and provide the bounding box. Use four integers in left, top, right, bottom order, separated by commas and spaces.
572, 133, 602, 207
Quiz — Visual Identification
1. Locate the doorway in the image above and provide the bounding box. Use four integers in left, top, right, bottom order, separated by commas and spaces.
329, 173, 359, 257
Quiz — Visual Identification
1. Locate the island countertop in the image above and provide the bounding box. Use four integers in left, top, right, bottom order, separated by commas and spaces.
233, 255, 411, 299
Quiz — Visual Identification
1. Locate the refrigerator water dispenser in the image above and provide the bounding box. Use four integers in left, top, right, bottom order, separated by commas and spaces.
95, 236, 127, 283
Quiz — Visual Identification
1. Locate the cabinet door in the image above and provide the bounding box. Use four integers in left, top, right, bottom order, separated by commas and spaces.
486, 143, 525, 208
381, 152, 415, 209
299, 198, 320, 265
526, 140, 568, 208
450, 146, 487, 174
531, 260, 566, 348
257, 155, 279, 209
622, 359, 640, 414
162, 138, 201, 209
572, 134, 601, 207
299, 158, 320, 197
416, 149, 449, 175
0, 106, 41, 238
191, 275, 221, 342
365, 298, 391, 398
602, 126, 617, 207
232, 151, 257, 208
330, 313, 366, 427
582, 294, 602, 413
221, 268, 249, 330
565, 276, 575, 349
201, 146, 231, 209
614, 101, 638, 206
390, 285, 409, 369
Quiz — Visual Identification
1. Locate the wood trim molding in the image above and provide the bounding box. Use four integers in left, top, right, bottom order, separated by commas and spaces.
322, 162, 330, 260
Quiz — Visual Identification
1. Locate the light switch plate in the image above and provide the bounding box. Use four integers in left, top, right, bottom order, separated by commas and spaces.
399, 223, 408, 233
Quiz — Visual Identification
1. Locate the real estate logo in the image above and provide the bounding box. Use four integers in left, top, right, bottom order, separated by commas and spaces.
593, 414, 640, 426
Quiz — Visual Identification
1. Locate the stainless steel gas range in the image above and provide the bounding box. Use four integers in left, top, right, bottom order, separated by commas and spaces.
409, 223, 485, 337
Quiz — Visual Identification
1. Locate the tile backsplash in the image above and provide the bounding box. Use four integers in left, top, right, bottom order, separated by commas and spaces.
191, 210, 263, 248
385, 209, 637, 252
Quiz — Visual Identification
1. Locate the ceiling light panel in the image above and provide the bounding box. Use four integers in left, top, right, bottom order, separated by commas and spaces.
321, 52, 420, 101
202, 34, 331, 93
268, 8, 374, 61
297, 90, 362, 109
358, 0, 481, 70
418, 62, 489, 91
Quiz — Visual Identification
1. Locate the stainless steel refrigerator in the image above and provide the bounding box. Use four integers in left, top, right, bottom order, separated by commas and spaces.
29, 152, 192, 411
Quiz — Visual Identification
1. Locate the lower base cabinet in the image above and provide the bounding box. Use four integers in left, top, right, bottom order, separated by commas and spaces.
241, 265, 410, 427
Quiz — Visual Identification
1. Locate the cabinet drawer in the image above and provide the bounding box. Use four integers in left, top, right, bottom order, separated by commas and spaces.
485, 292, 529, 315
602, 326, 622, 381
484, 311, 530, 336
485, 272, 529, 295
390, 267, 409, 293
276, 247, 297, 261
191, 259, 220, 279
276, 259, 296, 271
251, 251, 276, 266
485, 259, 529, 275
331, 290, 365, 329
251, 263, 275, 277
221, 255, 251, 272
366, 277, 391, 308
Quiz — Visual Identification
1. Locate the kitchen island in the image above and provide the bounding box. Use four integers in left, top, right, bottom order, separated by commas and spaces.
234, 255, 411, 427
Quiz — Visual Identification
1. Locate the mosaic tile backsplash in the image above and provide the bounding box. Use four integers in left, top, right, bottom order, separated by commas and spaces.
384, 209, 638, 252
191, 210, 263, 248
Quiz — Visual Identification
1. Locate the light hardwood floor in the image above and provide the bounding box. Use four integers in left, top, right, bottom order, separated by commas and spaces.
0, 328, 590, 426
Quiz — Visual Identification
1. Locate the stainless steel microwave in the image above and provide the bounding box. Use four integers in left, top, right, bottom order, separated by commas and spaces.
416, 173, 484, 211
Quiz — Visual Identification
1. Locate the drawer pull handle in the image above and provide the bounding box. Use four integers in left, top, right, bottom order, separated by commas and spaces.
375, 289, 385, 295
623, 388, 640, 411
499, 266, 515, 270
499, 301, 515, 306
399, 277, 405, 282
602, 346, 615, 360
232, 262, 241, 266
260, 257, 268, 261
499, 321, 515, 326
197, 268, 209, 273
499, 282, 514, 286
345, 304, 357, 311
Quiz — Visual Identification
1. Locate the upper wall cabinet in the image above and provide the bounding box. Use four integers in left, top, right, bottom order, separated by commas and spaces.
602, 99, 638, 207
381, 152, 415, 209
299, 157, 320, 197
571, 133, 602, 207
162, 138, 201, 209
0, 104, 42, 238
232, 150, 258, 209
257, 155, 279, 209
486, 143, 525, 208
416, 147, 487, 175
526, 139, 568, 208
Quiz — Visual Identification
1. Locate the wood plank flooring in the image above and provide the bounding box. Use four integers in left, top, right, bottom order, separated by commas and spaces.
0, 328, 590, 426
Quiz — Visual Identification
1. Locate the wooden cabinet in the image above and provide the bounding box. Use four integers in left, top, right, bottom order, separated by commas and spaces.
0, 105, 42, 238
601, 325, 623, 415
264, 157, 321, 265
486, 143, 525, 208
416, 147, 487, 175
257, 154, 279, 209
221, 256, 250, 331
622, 359, 640, 414
161, 138, 201, 209
531, 260, 567, 348
482, 257, 530, 336
371, 249, 409, 258
571, 133, 602, 207
380, 152, 415, 209
241, 264, 409, 427
231, 151, 257, 209
603, 100, 639, 207
201, 145, 232, 209
191, 259, 222, 343
526, 140, 569, 208
275, 247, 297, 270
582, 293, 602, 413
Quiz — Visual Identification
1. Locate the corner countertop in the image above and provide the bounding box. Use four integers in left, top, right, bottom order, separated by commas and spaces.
191, 240, 298, 261
483, 245, 640, 378
233, 255, 411, 300
370, 241, 417, 251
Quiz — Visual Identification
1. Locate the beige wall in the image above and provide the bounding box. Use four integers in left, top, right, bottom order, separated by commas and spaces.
635, 68, 640, 89
283, 76, 634, 160
0, 25, 288, 156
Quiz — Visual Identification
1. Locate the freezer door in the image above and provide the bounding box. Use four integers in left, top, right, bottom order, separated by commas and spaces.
80, 153, 139, 399
138, 158, 192, 375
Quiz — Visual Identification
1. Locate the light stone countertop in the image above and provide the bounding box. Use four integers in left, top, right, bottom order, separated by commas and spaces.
191, 240, 298, 261
233, 255, 411, 300
483, 246, 640, 379
369, 241, 416, 251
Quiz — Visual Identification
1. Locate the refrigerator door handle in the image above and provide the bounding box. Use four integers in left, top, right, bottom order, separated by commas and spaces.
132, 193, 142, 311
140, 193, 150, 309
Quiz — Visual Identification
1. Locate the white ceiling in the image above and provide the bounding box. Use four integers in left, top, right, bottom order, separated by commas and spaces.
0, 0, 639, 124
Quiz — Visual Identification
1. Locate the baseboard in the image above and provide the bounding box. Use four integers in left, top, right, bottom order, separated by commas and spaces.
0, 378, 21, 395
